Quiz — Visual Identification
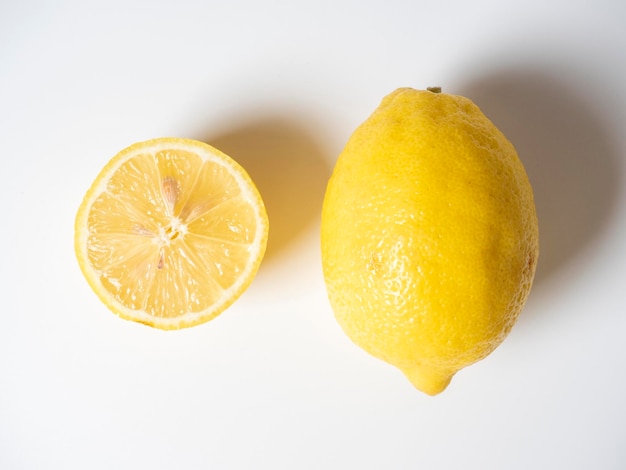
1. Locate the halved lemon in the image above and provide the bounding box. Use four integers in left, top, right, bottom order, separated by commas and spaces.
75, 138, 268, 330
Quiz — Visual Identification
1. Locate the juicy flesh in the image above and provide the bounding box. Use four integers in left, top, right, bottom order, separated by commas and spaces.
86, 149, 257, 318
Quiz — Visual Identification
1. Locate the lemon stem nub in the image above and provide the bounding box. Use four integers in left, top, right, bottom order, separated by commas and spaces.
426, 86, 442, 93
400, 365, 454, 396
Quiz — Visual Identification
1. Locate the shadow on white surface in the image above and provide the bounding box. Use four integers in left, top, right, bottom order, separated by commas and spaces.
196, 117, 332, 264
459, 67, 622, 291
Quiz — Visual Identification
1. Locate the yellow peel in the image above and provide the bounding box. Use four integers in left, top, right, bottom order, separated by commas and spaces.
321, 88, 538, 394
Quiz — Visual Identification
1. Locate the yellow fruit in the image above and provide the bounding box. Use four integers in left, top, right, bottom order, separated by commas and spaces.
321, 87, 538, 395
75, 138, 268, 330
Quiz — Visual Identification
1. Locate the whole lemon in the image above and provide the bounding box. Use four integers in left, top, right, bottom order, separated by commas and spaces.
321, 87, 538, 395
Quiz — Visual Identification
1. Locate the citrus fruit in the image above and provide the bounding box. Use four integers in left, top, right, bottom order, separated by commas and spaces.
75, 138, 268, 330
321, 87, 539, 395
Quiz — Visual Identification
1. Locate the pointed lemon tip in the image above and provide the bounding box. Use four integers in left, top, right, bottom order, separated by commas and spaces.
400, 365, 455, 396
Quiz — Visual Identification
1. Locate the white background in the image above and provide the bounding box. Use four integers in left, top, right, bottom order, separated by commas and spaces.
2, 1, 625, 469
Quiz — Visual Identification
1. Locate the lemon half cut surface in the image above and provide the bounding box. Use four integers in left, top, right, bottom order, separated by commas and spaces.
75, 138, 268, 330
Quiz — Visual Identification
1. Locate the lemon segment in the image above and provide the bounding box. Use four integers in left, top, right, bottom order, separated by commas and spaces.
321, 88, 538, 394
75, 138, 268, 330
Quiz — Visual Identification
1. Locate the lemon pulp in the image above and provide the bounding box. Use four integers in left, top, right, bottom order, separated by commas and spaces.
75, 138, 268, 330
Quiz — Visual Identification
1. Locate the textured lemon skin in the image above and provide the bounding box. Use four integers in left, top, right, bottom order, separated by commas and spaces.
321, 88, 538, 395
